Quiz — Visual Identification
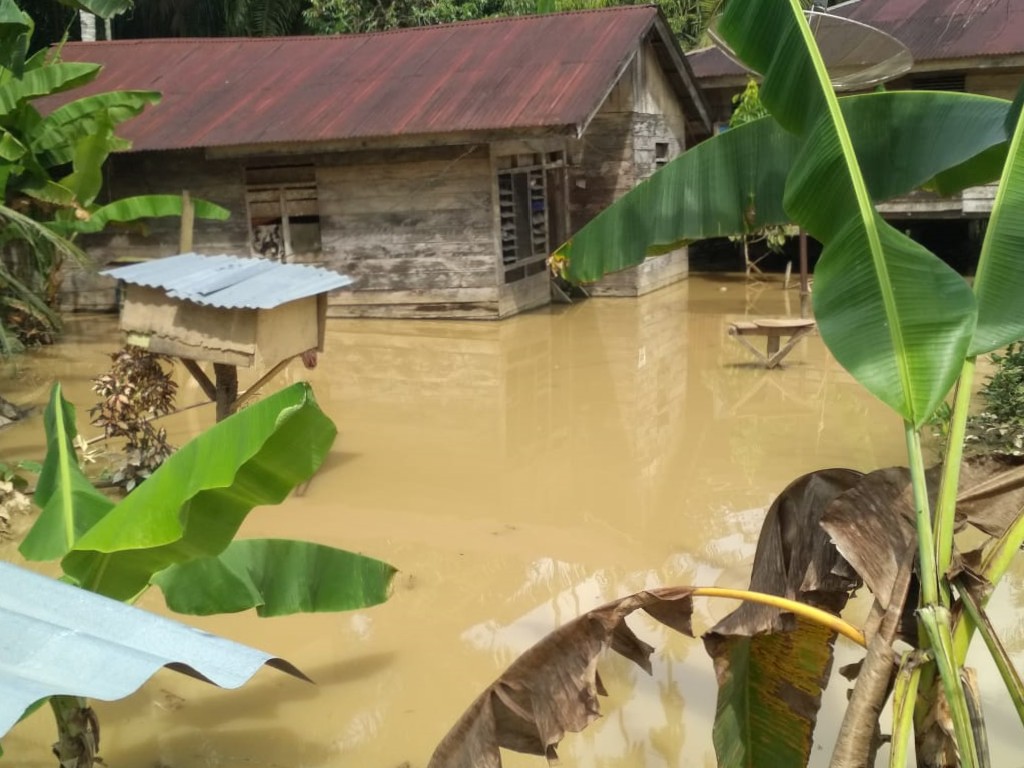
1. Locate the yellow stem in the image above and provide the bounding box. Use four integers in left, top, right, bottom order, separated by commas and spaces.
693, 586, 866, 647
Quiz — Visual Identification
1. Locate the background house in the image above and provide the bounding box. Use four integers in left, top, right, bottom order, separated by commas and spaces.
688, 0, 1023, 259
52, 7, 711, 319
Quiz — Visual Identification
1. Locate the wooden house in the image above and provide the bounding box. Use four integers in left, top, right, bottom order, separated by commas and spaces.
50, 7, 712, 319
688, 0, 1024, 226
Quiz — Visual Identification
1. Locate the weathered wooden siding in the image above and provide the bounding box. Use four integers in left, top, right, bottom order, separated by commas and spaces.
568, 67, 635, 233
64, 150, 250, 312
68, 146, 504, 318
319, 145, 500, 318
633, 43, 688, 170
582, 41, 689, 297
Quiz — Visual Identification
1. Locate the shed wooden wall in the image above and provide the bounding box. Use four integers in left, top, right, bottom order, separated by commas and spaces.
65, 150, 250, 312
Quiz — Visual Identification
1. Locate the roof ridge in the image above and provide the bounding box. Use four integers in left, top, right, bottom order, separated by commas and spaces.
58, 5, 659, 47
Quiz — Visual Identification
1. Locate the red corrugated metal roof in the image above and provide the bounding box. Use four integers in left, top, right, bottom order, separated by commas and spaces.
689, 0, 1024, 80
45, 7, 697, 152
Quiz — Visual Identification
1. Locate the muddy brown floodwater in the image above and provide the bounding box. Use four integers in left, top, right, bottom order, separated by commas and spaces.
2, 275, 1022, 768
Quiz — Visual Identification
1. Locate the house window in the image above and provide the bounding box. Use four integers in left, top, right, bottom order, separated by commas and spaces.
245, 165, 321, 261
496, 151, 567, 284
655, 142, 670, 168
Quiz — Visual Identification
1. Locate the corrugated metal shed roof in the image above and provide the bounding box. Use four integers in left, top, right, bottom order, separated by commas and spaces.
103, 253, 352, 309
0, 561, 305, 737
689, 0, 1024, 80
45, 7, 706, 151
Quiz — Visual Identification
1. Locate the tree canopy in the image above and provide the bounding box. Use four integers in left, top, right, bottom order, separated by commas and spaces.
30, 0, 723, 51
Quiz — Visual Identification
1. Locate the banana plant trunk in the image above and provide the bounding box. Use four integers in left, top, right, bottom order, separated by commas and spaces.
50, 696, 99, 768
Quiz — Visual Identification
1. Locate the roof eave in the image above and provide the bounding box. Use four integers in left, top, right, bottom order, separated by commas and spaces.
572, 10, 714, 143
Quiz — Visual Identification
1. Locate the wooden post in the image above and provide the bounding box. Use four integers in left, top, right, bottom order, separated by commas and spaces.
213, 363, 238, 422
279, 188, 291, 263
799, 229, 810, 318
179, 190, 195, 254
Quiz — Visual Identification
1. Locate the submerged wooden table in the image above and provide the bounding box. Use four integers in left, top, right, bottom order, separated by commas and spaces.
727, 318, 816, 369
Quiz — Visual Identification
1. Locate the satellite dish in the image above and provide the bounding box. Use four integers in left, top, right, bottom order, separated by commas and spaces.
709, 8, 913, 91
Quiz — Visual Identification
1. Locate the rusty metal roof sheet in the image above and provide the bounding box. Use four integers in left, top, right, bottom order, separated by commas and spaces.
47, 7, 704, 151
689, 0, 1024, 80
0, 561, 305, 737
103, 253, 352, 309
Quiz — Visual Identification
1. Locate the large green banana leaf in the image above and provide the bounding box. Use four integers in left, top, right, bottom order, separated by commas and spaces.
0, 129, 26, 161
707, 620, 838, 767
560, 91, 1010, 285
60, 194, 231, 234
45, 382, 335, 601
717, 1, 978, 425
970, 88, 1024, 356
560, 114, 798, 282
32, 90, 161, 166
15, 177, 78, 208
152, 539, 396, 617
852, 92, 1011, 201
0, 0, 26, 34
58, 115, 112, 206
19, 384, 114, 562
0, 0, 29, 75
0, 62, 99, 118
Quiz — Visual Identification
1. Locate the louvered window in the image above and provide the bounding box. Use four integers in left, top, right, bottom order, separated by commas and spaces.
496, 151, 567, 284
245, 165, 321, 261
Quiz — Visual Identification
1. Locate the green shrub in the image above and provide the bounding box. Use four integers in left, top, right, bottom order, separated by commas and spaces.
965, 342, 1024, 457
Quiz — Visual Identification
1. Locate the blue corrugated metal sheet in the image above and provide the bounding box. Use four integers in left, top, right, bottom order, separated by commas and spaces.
103, 253, 353, 310
0, 561, 306, 736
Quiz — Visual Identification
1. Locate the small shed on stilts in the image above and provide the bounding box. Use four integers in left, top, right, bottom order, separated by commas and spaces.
103, 253, 352, 420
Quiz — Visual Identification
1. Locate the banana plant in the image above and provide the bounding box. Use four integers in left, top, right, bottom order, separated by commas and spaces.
427, 462, 1024, 767
483, 1, 1024, 765
0, 0, 229, 354
13, 381, 395, 766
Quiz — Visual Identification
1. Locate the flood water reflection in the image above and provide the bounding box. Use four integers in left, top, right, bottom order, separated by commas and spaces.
2, 275, 1022, 767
